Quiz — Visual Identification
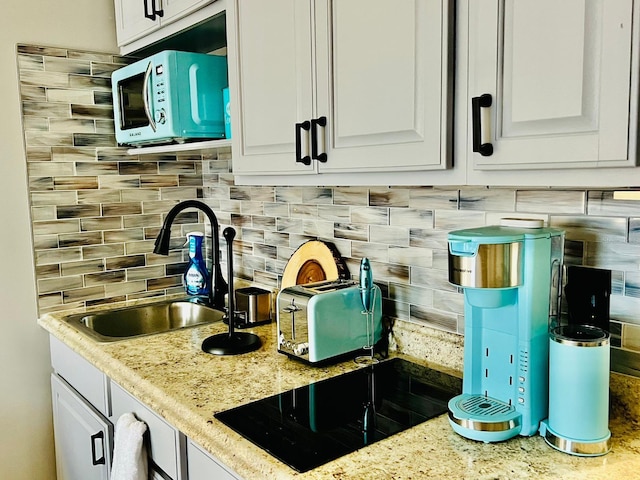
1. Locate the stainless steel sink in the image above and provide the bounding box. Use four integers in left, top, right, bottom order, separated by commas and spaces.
63, 300, 225, 342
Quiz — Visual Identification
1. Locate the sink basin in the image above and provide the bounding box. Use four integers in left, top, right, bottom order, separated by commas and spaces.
64, 300, 225, 342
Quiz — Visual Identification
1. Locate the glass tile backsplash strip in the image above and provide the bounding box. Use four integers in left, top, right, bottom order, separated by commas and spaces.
17, 44, 220, 313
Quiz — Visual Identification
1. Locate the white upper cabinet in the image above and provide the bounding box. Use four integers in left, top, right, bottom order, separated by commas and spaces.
114, 0, 161, 46
317, 0, 452, 173
229, 0, 453, 177
467, 0, 638, 172
114, 0, 223, 54
161, 0, 215, 24
229, 0, 315, 175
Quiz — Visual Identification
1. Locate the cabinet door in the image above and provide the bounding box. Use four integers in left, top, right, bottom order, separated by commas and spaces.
230, 0, 315, 175
161, 0, 215, 24
114, 0, 161, 46
51, 375, 112, 480
469, 0, 635, 170
316, 0, 453, 173
231, 0, 453, 176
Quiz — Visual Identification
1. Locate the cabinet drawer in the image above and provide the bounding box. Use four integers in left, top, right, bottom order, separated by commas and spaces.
49, 336, 109, 417
110, 381, 186, 480
187, 439, 240, 480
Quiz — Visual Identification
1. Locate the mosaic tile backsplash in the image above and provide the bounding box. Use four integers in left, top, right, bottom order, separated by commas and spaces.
18, 44, 640, 377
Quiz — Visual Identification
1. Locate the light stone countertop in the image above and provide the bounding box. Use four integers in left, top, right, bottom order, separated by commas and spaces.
39, 298, 640, 480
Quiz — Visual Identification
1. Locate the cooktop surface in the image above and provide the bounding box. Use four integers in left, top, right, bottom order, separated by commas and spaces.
214, 358, 462, 473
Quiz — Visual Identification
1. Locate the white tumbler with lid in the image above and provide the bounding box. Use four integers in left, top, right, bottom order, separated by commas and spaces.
540, 324, 611, 456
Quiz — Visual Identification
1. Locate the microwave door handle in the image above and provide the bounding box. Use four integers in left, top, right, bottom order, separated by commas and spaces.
142, 61, 157, 132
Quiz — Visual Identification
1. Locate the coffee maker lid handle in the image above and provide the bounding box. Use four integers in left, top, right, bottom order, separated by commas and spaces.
449, 240, 478, 257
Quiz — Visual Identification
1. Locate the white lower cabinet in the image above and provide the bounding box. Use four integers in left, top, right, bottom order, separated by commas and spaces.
51, 374, 112, 480
187, 440, 241, 480
49, 336, 243, 480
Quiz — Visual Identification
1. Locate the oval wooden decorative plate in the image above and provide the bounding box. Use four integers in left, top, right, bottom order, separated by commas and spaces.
281, 240, 350, 289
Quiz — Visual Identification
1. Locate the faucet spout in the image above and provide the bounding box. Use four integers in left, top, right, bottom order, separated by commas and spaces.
153, 200, 228, 310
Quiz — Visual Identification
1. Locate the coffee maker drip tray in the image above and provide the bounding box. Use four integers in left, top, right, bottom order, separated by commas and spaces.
448, 394, 522, 442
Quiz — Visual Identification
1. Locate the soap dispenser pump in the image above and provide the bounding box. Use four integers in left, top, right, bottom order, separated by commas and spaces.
184, 232, 210, 299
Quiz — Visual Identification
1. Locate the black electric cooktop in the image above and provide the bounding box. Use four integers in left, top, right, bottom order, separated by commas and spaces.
214, 358, 462, 473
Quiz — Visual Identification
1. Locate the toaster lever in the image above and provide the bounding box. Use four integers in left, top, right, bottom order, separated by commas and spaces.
282, 299, 300, 340
282, 300, 300, 313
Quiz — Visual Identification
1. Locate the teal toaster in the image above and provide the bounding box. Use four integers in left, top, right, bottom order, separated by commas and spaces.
276, 280, 382, 365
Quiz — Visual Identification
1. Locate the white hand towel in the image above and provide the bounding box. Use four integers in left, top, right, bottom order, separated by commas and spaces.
111, 412, 148, 480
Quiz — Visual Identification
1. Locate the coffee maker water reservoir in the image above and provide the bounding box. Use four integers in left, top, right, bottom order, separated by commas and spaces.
447, 219, 564, 442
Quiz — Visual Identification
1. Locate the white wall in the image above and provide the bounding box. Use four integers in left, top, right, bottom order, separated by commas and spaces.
0, 2, 117, 478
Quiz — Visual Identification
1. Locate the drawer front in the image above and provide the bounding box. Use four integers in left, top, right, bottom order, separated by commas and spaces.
49, 336, 109, 416
110, 381, 185, 480
187, 439, 240, 480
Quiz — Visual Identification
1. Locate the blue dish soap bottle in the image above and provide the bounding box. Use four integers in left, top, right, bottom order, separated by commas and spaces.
184, 232, 210, 301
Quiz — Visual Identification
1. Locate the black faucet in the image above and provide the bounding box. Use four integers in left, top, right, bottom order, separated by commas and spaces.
153, 200, 228, 310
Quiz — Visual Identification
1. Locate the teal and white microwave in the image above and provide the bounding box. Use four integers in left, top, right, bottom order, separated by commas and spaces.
112, 50, 228, 146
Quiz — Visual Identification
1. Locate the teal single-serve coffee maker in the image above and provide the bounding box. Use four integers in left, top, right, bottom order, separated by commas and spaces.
447, 219, 564, 442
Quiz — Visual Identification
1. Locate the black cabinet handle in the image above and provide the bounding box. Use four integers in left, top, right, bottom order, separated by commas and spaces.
90, 431, 106, 466
152, 0, 164, 17
295, 121, 311, 165
311, 116, 327, 163
144, 0, 163, 20
144, 0, 155, 20
471, 93, 493, 157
